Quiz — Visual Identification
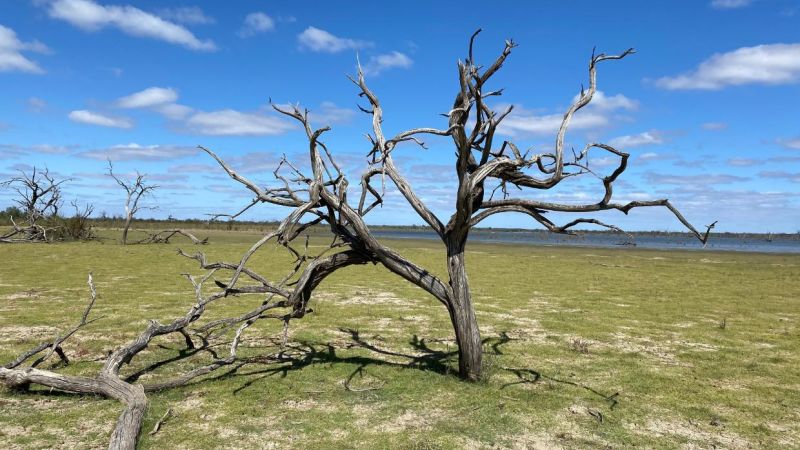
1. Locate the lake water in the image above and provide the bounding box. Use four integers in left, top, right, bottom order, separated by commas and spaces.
372, 230, 800, 254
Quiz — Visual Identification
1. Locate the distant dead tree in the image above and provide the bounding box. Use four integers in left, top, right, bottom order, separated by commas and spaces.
1, 167, 67, 242
107, 160, 157, 245
1, 32, 715, 449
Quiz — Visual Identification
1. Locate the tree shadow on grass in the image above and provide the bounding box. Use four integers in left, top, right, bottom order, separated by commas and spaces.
181, 328, 618, 409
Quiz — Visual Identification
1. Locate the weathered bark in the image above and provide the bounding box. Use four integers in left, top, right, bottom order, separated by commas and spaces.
446, 240, 482, 380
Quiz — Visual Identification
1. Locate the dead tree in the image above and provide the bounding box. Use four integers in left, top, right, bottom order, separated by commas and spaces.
107, 161, 157, 244
1, 167, 67, 242
197, 31, 714, 381
1, 33, 716, 449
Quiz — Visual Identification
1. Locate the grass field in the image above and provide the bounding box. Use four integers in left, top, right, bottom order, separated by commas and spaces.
1, 229, 798, 449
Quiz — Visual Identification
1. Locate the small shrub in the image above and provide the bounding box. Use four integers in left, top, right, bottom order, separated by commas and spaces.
569, 337, 590, 354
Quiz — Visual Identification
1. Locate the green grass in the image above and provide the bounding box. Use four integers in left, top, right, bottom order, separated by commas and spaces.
1, 230, 798, 449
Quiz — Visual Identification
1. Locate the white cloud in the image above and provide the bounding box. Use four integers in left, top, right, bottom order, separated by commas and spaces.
571, 91, 638, 111
500, 91, 637, 137
702, 121, 728, 131
77, 143, 198, 160
656, 43, 800, 90
68, 109, 133, 128
501, 110, 608, 136
155, 103, 194, 120
710, 0, 753, 9
608, 131, 665, 149
117, 86, 178, 108
363, 51, 413, 76
239, 12, 275, 37
777, 137, 800, 150
45, 0, 216, 51
156, 6, 215, 25
185, 110, 294, 136
0, 25, 49, 74
297, 26, 371, 53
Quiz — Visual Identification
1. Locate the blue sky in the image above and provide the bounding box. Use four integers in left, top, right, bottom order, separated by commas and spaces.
1, 0, 798, 232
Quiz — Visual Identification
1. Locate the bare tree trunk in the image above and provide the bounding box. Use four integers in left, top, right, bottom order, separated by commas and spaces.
121, 214, 132, 245
446, 239, 482, 381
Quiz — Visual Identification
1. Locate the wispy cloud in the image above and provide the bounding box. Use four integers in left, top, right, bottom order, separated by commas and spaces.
710, 0, 753, 9
363, 51, 413, 76
759, 170, 800, 183
184, 110, 294, 136
117, 87, 177, 108
702, 121, 728, 131
0, 143, 75, 159
27, 97, 48, 113
777, 137, 800, 150
0, 25, 49, 74
68, 110, 133, 128
297, 26, 372, 53
156, 6, 215, 25
77, 143, 198, 160
644, 172, 748, 185
273, 101, 356, 126
239, 12, 275, 37
727, 157, 760, 167
499, 91, 637, 137
608, 131, 665, 149
44, 0, 216, 51
656, 43, 800, 90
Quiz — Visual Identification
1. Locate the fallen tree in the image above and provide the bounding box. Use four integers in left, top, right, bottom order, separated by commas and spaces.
1, 32, 714, 449
134, 229, 208, 245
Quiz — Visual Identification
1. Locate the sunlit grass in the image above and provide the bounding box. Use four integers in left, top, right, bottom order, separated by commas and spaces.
1, 231, 798, 449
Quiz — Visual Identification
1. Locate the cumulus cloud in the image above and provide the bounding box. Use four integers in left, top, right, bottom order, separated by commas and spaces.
156, 6, 214, 25
608, 131, 665, 149
77, 143, 198, 160
363, 51, 413, 76
184, 110, 294, 136
297, 26, 371, 53
0, 25, 50, 74
117, 86, 178, 108
710, 0, 753, 9
68, 110, 133, 128
656, 43, 800, 90
239, 12, 275, 37
45, 0, 216, 51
